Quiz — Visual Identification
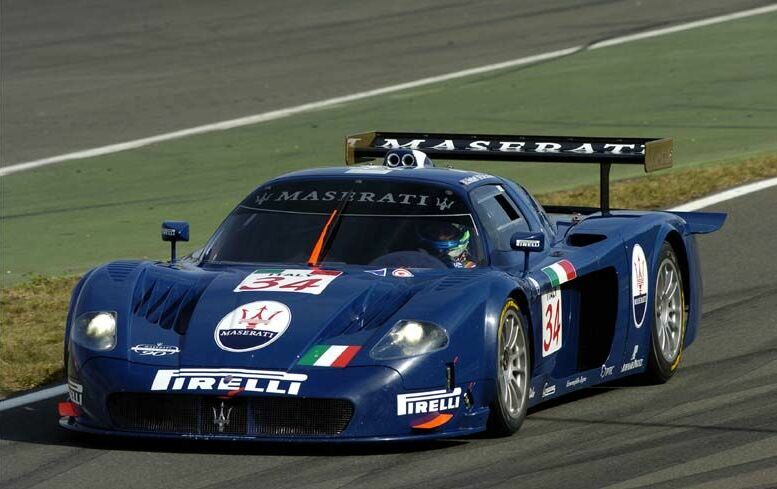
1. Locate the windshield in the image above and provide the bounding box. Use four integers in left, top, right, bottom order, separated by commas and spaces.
203, 178, 485, 269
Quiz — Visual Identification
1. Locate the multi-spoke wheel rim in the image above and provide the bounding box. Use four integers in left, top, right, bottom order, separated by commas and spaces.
499, 309, 528, 417
655, 258, 683, 363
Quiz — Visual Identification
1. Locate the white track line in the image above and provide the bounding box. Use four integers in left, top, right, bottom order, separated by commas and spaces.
2, 3, 776, 177
0, 384, 67, 411
2, 175, 776, 411
670, 177, 777, 212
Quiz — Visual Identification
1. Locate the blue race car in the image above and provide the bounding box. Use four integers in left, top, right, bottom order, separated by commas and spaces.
60, 131, 725, 441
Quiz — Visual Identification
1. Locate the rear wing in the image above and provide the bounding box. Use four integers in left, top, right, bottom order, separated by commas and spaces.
345, 131, 673, 213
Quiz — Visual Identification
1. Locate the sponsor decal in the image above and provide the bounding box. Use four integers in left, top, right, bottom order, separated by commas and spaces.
298, 345, 361, 368
621, 345, 644, 372
397, 388, 462, 416
600, 364, 614, 378
212, 401, 233, 433
151, 368, 307, 395
566, 376, 587, 388
378, 137, 646, 155
411, 413, 454, 429
235, 268, 342, 295
631, 244, 649, 328
392, 268, 414, 278
365, 268, 387, 276
459, 173, 492, 185
541, 259, 577, 287
67, 379, 83, 405
542, 383, 556, 398
529, 386, 535, 399
255, 189, 457, 211
345, 166, 393, 174
541, 287, 563, 357
131, 343, 180, 356
214, 301, 291, 352
515, 239, 542, 249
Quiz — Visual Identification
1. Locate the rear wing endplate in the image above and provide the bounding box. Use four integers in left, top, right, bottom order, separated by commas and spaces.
345, 131, 673, 213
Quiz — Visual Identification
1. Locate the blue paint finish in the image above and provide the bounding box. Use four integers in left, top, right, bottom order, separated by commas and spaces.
61, 165, 724, 441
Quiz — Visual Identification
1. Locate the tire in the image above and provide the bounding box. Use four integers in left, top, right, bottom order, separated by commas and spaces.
645, 242, 687, 383
488, 299, 531, 436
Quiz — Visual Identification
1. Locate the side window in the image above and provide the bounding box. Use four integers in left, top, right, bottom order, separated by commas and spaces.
504, 180, 555, 235
469, 185, 529, 251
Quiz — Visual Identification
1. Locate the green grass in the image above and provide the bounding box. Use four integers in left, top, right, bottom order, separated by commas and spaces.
2, 12, 776, 284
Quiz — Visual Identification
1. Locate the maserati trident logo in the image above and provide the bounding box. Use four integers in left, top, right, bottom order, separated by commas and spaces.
212, 401, 233, 433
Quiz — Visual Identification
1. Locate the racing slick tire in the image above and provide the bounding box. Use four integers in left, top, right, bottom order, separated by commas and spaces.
645, 242, 687, 383
488, 299, 531, 436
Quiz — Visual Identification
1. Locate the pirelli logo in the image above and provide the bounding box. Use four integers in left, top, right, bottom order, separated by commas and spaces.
396, 388, 462, 416
150, 368, 307, 396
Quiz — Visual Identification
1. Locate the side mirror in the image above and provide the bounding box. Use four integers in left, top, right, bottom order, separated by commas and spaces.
510, 231, 544, 276
161, 221, 189, 263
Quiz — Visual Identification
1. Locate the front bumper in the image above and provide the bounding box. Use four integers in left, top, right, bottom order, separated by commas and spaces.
62, 357, 490, 442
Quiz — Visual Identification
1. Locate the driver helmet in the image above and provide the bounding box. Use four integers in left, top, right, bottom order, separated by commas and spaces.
417, 222, 471, 262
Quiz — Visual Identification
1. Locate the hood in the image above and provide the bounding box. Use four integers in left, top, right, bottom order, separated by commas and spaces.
125, 264, 444, 370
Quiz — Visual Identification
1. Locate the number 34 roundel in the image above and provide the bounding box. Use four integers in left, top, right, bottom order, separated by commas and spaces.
541, 288, 563, 357
234, 269, 343, 295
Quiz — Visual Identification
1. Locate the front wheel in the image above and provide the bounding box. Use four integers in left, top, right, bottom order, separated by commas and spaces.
488, 299, 531, 436
645, 242, 687, 383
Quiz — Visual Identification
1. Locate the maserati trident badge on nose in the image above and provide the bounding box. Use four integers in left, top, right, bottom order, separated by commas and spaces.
212, 401, 233, 433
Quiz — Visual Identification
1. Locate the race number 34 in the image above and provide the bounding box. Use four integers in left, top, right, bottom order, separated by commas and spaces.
541, 288, 562, 356
234, 269, 342, 295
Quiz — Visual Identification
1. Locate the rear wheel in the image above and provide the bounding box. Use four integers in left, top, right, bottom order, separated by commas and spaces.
488, 299, 531, 436
646, 242, 687, 383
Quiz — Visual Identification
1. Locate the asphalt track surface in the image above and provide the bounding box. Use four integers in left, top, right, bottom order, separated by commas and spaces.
2, 2, 777, 488
1, 0, 773, 165
1, 188, 776, 489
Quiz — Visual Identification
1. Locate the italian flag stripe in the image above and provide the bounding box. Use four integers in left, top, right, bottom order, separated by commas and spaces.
541, 260, 577, 286
558, 260, 577, 280
314, 345, 349, 366
299, 345, 361, 367
311, 269, 341, 276
542, 266, 561, 287
298, 345, 329, 365
331, 345, 361, 367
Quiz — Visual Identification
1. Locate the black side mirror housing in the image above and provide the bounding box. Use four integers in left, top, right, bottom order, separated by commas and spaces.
161, 221, 189, 263
510, 231, 545, 276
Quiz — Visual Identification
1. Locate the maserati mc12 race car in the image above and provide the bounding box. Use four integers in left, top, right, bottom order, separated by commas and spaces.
59, 131, 725, 441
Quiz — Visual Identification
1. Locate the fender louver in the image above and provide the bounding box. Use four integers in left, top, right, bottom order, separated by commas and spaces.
131, 268, 213, 335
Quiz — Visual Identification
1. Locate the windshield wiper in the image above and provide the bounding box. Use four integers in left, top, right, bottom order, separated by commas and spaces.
307, 186, 353, 266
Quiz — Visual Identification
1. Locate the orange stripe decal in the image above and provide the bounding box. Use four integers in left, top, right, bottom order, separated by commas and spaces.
411, 413, 453, 429
307, 209, 338, 266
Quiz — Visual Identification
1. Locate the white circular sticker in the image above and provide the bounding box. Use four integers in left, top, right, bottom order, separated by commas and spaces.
214, 301, 291, 352
631, 244, 649, 328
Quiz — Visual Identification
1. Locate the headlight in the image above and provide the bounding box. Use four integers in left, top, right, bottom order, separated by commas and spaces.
71, 311, 117, 351
370, 320, 448, 360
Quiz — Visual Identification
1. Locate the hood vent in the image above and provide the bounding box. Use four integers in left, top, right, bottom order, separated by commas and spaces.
131, 267, 213, 335
433, 270, 487, 291
107, 260, 142, 282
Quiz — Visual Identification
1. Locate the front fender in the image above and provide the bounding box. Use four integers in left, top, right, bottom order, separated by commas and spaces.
379, 272, 522, 392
